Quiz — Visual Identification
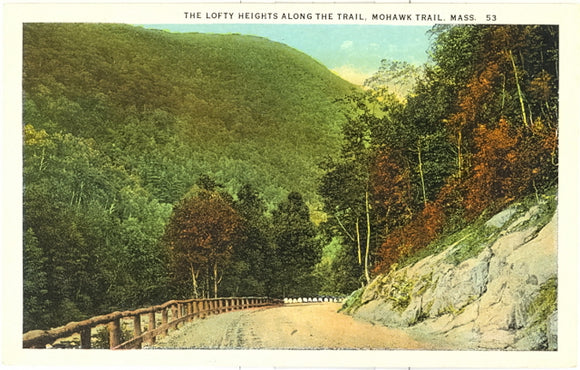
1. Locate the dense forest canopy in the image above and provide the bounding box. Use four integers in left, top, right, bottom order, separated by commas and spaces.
318, 24, 557, 288
23, 23, 557, 332
23, 23, 354, 206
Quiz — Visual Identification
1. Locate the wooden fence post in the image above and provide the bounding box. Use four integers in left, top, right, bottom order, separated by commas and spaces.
191, 301, 198, 320
133, 315, 142, 337
80, 326, 91, 349
108, 318, 122, 349
170, 305, 175, 320
147, 312, 156, 345
161, 308, 169, 336
201, 301, 207, 317
195, 301, 202, 318
133, 315, 142, 349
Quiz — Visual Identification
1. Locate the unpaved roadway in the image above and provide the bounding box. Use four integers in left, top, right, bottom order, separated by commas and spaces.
153, 303, 432, 349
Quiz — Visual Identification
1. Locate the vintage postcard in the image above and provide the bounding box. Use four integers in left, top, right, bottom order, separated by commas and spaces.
2, 1, 578, 368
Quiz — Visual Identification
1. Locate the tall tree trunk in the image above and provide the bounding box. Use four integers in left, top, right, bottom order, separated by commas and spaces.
501, 73, 506, 114
456, 130, 463, 179
417, 142, 428, 206
204, 266, 210, 299
213, 262, 219, 298
355, 218, 362, 265
364, 191, 371, 284
190, 263, 199, 299
508, 49, 528, 128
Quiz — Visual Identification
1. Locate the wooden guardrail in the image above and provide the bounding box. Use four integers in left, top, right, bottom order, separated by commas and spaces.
23, 297, 282, 349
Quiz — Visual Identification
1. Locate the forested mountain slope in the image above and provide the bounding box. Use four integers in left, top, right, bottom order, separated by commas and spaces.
22, 23, 354, 331
23, 23, 354, 206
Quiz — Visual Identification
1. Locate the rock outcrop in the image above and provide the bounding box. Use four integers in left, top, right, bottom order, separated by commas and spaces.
343, 198, 557, 350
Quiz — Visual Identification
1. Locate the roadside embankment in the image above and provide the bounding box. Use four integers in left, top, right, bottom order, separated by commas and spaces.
342, 194, 558, 350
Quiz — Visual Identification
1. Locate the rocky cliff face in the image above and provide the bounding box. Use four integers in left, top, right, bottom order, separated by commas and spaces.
342, 196, 557, 350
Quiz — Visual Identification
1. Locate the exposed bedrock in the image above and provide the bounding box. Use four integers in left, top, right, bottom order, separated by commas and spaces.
345, 202, 557, 350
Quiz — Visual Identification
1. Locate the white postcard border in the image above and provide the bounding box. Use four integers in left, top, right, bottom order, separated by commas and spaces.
2, 2, 578, 368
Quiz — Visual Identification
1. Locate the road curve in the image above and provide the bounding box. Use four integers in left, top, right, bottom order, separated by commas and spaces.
152, 302, 432, 349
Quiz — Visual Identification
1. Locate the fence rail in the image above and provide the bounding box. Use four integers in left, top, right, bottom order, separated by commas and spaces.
23, 297, 281, 349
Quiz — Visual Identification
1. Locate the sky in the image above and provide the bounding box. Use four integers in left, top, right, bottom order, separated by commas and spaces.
142, 24, 433, 85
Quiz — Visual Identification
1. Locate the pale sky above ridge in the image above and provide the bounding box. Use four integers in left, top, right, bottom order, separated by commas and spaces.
142, 24, 433, 85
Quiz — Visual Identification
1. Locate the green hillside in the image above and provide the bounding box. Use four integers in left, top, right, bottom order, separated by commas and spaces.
23, 23, 354, 206
22, 23, 355, 330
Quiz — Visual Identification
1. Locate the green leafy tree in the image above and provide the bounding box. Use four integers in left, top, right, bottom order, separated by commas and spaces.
272, 192, 321, 297
23, 228, 49, 331
319, 91, 403, 289
363, 59, 422, 100
23, 124, 171, 329
220, 184, 279, 297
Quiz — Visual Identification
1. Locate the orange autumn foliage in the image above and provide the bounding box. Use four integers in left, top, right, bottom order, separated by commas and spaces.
462, 118, 521, 218
164, 190, 243, 296
462, 117, 557, 221
375, 116, 557, 274
374, 200, 446, 273
452, 62, 501, 128
370, 148, 413, 229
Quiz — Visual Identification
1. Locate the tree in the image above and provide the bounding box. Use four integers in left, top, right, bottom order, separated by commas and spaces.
272, 192, 321, 297
23, 228, 49, 331
314, 236, 361, 296
221, 184, 278, 297
320, 92, 383, 285
370, 148, 413, 234
23, 124, 172, 330
164, 190, 242, 298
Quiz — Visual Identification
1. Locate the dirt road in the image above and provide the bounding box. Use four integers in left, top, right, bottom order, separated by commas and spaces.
153, 303, 432, 349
